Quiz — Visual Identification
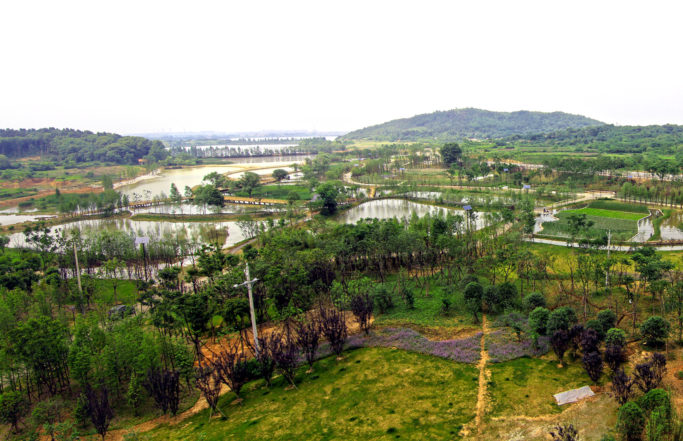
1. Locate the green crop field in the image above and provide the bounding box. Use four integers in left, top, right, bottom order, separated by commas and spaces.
586, 200, 650, 214
561, 207, 645, 221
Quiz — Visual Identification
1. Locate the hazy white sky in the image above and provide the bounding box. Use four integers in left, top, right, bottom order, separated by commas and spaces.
2, 0, 683, 134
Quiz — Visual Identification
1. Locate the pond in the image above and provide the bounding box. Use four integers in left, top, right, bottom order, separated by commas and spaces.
0, 214, 56, 226
8, 217, 255, 249
131, 202, 282, 216
117, 156, 308, 199
336, 199, 487, 230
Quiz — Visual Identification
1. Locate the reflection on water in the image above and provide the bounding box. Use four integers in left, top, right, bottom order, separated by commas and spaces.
534, 212, 558, 233
8, 218, 250, 249
661, 211, 683, 241
336, 199, 486, 230
0, 214, 56, 226
631, 217, 655, 242
131, 203, 282, 216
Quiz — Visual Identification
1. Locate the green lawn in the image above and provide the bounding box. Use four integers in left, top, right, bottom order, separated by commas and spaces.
562, 207, 645, 221
540, 211, 638, 241
487, 357, 594, 418
141, 348, 479, 441
586, 200, 650, 214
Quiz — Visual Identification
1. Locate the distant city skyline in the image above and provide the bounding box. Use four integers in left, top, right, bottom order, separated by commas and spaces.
2, 0, 683, 134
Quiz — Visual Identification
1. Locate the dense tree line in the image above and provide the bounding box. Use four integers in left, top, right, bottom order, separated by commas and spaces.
506, 124, 683, 156
0, 128, 167, 165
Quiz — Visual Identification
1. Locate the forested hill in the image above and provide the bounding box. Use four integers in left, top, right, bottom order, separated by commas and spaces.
341, 108, 603, 141
0, 128, 167, 165
505, 124, 683, 155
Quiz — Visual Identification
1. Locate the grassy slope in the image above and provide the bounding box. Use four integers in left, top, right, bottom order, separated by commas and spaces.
141, 348, 478, 441
488, 357, 593, 418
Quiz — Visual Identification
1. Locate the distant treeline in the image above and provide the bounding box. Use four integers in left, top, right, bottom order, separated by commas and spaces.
341, 108, 603, 141
0, 128, 167, 165
505, 124, 683, 155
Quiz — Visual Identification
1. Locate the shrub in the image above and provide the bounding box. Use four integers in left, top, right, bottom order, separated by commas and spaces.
483, 285, 500, 312
547, 307, 577, 335
617, 402, 645, 441
350, 292, 374, 335
529, 307, 550, 335
464, 282, 483, 323
580, 328, 600, 353
639, 388, 671, 418
611, 369, 634, 405
585, 319, 605, 341
440, 296, 452, 314
524, 292, 546, 311
640, 316, 670, 346
497, 282, 517, 309
582, 350, 603, 382
605, 328, 627, 348
319, 306, 348, 357
549, 423, 579, 441
551, 329, 571, 364
634, 353, 667, 394
604, 344, 626, 372
294, 319, 320, 370
373, 285, 393, 314
597, 309, 617, 333
0, 391, 28, 432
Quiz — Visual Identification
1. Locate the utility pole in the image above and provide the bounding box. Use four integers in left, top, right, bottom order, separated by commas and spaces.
73, 241, 84, 313
605, 229, 611, 287
234, 262, 260, 356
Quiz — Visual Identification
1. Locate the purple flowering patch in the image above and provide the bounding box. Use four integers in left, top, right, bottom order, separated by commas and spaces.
346, 327, 482, 364
486, 329, 549, 363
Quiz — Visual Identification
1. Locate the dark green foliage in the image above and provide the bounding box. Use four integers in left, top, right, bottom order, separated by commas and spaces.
496, 282, 517, 310
605, 328, 627, 348
350, 292, 374, 335
440, 143, 462, 165
373, 285, 394, 314
508, 124, 683, 156
523, 292, 546, 311
547, 307, 577, 335
73, 393, 90, 427
192, 184, 225, 207
617, 402, 645, 441
639, 389, 671, 419
597, 309, 617, 333
640, 316, 670, 346
585, 319, 605, 341
464, 282, 483, 322
0, 128, 162, 164
529, 307, 550, 336
10, 316, 70, 396
0, 391, 27, 432
341, 108, 602, 141
315, 182, 340, 215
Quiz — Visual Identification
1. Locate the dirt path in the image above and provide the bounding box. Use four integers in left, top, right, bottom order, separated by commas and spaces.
461, 314, 490, 439
475, 315, 490, 435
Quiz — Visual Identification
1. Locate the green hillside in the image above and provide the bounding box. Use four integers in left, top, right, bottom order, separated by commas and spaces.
505, 124, 683, 155
341, 108, 603, 141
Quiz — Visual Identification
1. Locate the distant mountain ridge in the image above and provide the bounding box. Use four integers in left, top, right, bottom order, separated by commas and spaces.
341, 108, 604, 141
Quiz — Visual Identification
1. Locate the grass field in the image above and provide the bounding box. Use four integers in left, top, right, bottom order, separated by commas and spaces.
487, 357, 594, 418
561, 207, 645, 221
586, 200, 650, 214
141, 348, 479, 441
540, 211, 638, 241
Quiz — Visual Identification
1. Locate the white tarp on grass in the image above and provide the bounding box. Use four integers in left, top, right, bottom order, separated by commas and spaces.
554, 386, 595, 405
